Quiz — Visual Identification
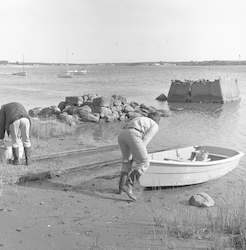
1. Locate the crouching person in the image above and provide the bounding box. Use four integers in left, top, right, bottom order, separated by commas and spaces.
0, 102, 31, 165
118, 112, 160, 201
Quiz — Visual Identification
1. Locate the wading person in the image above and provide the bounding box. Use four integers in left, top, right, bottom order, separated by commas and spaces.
118, 112, 160, 201
0, 102, 31, 165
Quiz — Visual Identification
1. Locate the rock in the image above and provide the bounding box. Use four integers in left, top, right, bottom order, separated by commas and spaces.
124, 104, 134, 112
119, 113, 127, 121
112, 95, 127, 104
189, 192, 215, 207
92, 106, 113, 116
130, 101, 139, 109
113, 99, 122, 106
38, 107, 56, 119
28, 107, 42, 117
127, 111, 142, 119
77, 105, 92, 118
104, 114, 116, 122
65, 96, 83, 106
58, 113, 79, 125
156, 94, 167, 101
58, 101, 66, 111
67, 106, 78, 116
81, 113, 99, 123
93, 96, 113, 107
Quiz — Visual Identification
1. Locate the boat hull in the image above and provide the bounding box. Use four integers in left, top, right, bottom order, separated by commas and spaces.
68, 70, 87, 75
12, 72, 28, 76
58, 73, 73, 78
139, 145, 244, 187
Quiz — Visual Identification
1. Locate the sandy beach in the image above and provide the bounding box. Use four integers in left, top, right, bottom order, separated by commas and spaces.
0, 131, 244, 250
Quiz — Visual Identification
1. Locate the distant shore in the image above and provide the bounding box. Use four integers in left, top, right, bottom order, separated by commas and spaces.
0, 60, 246, 67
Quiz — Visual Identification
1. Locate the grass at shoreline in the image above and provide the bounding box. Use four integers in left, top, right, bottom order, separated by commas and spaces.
30, 118, 77, 155
147, 183, 246, 249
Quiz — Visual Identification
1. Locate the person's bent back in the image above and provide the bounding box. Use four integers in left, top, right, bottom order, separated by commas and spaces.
0, 102, 31, 165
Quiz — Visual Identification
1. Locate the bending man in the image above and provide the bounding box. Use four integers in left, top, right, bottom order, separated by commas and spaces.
118, 112, 160, 201
0, 102, 31, 165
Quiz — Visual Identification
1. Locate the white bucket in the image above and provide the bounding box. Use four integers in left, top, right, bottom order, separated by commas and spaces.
0, 141, 24, 163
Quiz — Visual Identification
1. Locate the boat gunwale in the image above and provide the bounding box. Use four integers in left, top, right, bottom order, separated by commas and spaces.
149, 151, 244, 166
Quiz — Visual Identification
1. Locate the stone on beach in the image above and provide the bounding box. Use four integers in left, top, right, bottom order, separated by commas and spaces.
189, 192, 215, 207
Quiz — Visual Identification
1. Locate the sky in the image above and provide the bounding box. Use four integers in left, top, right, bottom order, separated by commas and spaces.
1, 0, 246, 64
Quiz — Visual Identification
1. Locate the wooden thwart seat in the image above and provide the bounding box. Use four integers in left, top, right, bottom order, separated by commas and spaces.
164, 157, 211, 162
208, 153, 228, 159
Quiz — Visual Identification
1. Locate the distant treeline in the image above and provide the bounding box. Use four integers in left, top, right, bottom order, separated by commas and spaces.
0, 60, 246, 66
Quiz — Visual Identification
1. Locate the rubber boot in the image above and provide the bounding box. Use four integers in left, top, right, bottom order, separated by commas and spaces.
12, 147, 20, 165
119, 159, 133, 194
122, 169, 141, 201
118, 171, 128, 194
24, 147, 31, 165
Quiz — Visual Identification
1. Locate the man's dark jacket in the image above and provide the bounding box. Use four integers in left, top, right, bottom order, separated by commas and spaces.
0, 102, 31, 139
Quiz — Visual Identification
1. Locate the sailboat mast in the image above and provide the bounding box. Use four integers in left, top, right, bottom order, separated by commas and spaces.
66, 45, 69, 72
22, 54, 25, 72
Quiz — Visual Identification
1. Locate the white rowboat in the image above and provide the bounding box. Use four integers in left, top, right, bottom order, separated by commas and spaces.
139, 145, 244, 187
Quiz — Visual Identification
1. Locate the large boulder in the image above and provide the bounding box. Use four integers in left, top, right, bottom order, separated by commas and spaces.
58, 113, 79, 125
38, 107, 57, 119
92, 106, 113, 117
81, 113, 100, 123
58, 101, 66, 111
67, 106, 78, 116
124, 104, 134, 113
77, 105, 92, 118
28, 107, 42, 117
65, 96, 83, 106
93, 96, 113, 107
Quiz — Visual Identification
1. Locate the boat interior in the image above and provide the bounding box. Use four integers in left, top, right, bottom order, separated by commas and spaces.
149, 145, 237, 162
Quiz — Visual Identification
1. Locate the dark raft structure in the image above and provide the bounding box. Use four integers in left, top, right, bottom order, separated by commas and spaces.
167, 77, 241, 103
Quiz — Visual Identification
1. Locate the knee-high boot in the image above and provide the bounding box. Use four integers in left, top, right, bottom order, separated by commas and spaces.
24, 147, 31, 165
118, 171, 128, 194
122, 169, 141, 201
119, 159, 133, 194
12, 147, 20, 165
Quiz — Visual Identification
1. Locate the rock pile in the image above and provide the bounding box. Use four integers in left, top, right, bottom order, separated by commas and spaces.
28, 94, 170, 125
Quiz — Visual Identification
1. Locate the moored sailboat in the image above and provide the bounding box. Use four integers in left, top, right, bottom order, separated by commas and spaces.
58, 46, 73, 78
12, 55, 28, 76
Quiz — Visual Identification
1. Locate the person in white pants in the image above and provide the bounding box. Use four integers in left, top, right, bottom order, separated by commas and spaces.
118, 112, 160, 201
0, 102, 31, 165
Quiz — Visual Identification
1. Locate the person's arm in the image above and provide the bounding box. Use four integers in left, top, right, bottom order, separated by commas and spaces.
142, 123, 159, 146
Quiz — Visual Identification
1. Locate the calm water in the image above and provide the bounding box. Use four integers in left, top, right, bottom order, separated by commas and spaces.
0, 65, 246, 178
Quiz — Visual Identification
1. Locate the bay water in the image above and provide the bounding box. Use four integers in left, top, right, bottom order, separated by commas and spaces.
0, 65, 245, 179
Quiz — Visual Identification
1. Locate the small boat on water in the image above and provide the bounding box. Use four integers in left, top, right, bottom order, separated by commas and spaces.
58, 45, 73, 78
67, 69, 87, 75
12, 55, 28, 76
140, 145, 244, 187
12, 71, 28, 76
58, 72, 73, 78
